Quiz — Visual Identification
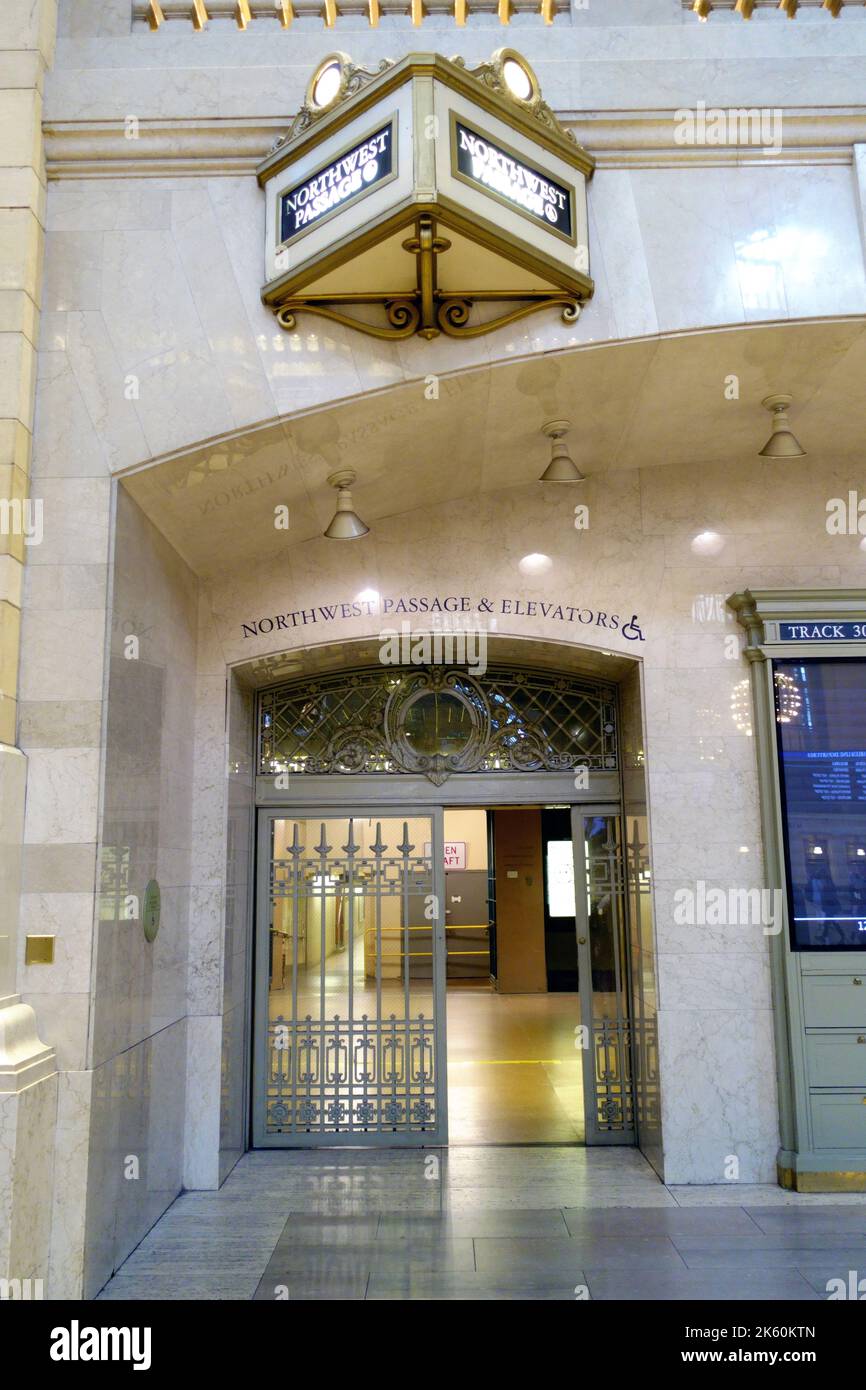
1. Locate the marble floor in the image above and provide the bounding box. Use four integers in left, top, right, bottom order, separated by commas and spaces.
446, 989, 584, 1143
95, 1148, 866, 1302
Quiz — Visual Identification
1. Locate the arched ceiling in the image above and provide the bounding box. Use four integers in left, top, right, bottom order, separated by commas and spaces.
121, 317, 866, 580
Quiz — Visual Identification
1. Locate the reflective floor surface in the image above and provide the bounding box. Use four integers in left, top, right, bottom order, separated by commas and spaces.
96, 1148, 866, 1301
446, 989, 584, 1144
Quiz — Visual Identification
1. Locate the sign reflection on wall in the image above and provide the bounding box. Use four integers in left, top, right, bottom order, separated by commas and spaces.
279, 122, 394, 246
453, 119, 573, 241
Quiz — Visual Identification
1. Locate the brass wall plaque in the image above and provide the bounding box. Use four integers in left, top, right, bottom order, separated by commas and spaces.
142, 879, 161, 943
25, 935, 55, 965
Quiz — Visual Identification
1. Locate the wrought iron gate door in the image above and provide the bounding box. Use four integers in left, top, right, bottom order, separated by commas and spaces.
253, 809, 448, 1146
572, 807, 636, 1144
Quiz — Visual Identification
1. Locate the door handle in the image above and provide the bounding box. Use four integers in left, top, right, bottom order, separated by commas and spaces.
578, 936, 587, 946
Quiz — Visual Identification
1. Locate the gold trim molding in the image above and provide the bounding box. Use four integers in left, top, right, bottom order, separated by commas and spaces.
43, 109, 865, 181
686, 0, 859, 15
778, 1165, 866, 1192
134, 0, 569, 26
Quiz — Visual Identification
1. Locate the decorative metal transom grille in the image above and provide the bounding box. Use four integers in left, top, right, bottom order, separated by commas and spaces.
258, 665, 617, 784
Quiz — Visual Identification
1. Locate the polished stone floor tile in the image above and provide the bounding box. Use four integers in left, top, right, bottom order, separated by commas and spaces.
584, 1269, 821, 1301
673, 1232, 866, 1252
253, 1271, 369, 1301
563, 1207, 762, 1237
795, 1265, 866, 1299
745, 1205, 866, 1235
678, 1246, 866, 1270
474, 1234, 687, 1275
377, 1209, 569, 1238
276, 1215, 382, 1243
262, 1238, 476, 1274
94, 1148, 866, 1301
97, 1272, 262, 1300
366, 1271, 582, 1300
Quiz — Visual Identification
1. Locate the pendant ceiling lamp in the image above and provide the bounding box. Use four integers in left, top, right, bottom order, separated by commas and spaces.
758, 394, 806, 459
324, 470, 369, 539
539, 420, 585, 482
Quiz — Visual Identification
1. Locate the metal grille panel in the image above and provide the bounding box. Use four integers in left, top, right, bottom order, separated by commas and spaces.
259, 664, 617, 782
578, 812, 636, 1140
262, 817, 443, 1140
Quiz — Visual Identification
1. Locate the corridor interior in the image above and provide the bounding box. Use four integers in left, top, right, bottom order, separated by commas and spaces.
268, 806, 587, 1144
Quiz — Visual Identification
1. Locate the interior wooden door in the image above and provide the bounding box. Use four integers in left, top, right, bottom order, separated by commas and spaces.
492, 807, 547, 993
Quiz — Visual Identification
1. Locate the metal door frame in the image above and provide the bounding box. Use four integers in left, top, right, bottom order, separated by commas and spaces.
571, 803, 637, 1145
253, 804, 448, 1147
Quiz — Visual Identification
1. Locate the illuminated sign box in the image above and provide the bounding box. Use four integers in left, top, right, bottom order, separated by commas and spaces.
257, 49, 594, 341
451, 118, 574, 243
279, 121, 396, 246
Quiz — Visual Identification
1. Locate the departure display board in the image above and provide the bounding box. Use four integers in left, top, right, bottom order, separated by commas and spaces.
775, 657, 866, 949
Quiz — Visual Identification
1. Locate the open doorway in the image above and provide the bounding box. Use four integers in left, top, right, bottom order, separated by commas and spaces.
444, 805, 591, 1145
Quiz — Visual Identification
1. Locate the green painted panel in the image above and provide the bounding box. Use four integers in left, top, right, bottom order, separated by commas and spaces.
806, 1032, 866, 1087
803, 974, 866, 1028
810, 1091, 866, 1149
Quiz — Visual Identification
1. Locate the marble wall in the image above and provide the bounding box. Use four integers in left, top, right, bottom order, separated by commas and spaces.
184, 593, 253, 1191
11, 0, 866, 1295
31, 161, 866, 483
80, 485, 198, 1298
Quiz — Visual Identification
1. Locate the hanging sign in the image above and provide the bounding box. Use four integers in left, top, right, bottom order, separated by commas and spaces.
451, 118, 574, 242
279, 121, 396, 246
257, 49, 594, 340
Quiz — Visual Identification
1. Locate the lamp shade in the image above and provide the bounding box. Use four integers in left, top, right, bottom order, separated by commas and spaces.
759, 394, 806, 459
540, 419, 585, 482
324, 471, 369, 539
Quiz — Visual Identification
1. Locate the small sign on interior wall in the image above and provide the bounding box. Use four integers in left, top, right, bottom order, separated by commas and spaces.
424, 841, 467, 869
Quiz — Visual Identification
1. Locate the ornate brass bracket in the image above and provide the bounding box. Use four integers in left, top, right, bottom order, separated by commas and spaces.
272, 214, 581, 341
